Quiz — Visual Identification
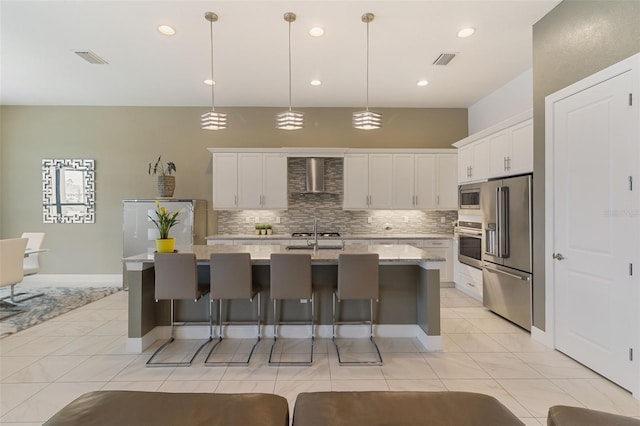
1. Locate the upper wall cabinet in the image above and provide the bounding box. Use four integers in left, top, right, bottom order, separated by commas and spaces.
211, 151, 287, 210
393, 153, 458, 209
454, 110, 533, 184
488, 119, 533, 178
458, 139, 490, 184
343, 153, 393, 209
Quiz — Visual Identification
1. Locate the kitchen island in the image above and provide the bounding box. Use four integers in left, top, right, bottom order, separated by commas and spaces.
123, 244, 443, 352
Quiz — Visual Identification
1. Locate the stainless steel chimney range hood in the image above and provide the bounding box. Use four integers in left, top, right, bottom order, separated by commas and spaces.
300, 157, 337, 194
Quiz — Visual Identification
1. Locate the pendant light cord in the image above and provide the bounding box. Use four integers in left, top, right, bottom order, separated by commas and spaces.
209, 19, 215, 111
365, 18, 370, 112
288, 19, 292, 112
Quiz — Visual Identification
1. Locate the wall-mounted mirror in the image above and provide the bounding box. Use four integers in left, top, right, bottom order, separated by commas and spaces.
42, 159, 95, 223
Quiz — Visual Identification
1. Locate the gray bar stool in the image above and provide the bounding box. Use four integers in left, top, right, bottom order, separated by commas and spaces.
269, 253, 314, 366
332, 253, 383, 365
205, 253, 261, 366
147, 253, 211, 367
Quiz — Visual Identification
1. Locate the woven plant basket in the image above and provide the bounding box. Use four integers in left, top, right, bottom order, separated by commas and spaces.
157, 176, 175, 198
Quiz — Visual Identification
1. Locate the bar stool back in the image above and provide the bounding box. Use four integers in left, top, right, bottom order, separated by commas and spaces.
206, 253, 261, 366
269, 253, 314, 365
333, 253, 383, 365
147, 253, 211, 367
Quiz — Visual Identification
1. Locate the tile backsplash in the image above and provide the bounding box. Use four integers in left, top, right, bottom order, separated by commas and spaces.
217, 158, 458, 235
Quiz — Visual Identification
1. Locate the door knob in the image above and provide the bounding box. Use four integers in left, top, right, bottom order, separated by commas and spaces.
553, 253, 565, 260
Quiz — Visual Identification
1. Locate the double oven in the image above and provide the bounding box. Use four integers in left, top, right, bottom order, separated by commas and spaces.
456, 183, 483, 269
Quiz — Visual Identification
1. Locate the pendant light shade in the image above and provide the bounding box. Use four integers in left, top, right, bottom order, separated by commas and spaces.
276, 12, 303, 130
353, 13, 381, 130
201, 11, 227, 130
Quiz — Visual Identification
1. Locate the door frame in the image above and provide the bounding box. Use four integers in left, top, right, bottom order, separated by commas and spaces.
541, 53, 640, 396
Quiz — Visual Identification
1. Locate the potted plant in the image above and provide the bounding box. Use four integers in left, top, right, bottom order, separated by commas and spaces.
265, 224, 273, 235
149, 156, 176, 198
254, 223, 262, 235
149, 200, 183, 253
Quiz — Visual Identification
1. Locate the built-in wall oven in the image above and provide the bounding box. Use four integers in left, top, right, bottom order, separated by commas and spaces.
455, 220, 483, 269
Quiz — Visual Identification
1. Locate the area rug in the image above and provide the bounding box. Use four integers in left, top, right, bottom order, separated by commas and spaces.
0, 286, 121, 338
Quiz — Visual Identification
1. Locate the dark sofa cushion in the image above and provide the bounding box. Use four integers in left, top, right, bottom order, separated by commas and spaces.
548, 405, 640, 426
293, 391, 525, 426
43, 390, 289, 426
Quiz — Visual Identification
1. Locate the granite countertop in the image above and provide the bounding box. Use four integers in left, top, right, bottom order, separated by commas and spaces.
206, 233, 454, 240
123, 243, 445, 265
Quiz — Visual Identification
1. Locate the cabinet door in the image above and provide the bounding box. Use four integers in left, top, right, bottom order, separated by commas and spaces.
237, 153, 263, 208
212, 153, 238, 209
368, 154, 393, 209
471, 139, 490, 182
509, 119, 533, 175
488, 131, 511, 178
343, 154, 369, 209
458, 145, 474, 183
436, 154, 458, 209
262, 153, 288, 209
414, 154, 437, 209
392, 154, 416, 209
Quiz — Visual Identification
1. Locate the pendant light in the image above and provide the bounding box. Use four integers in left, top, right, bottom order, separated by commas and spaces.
276, 12, 304, 130
201, 12, 227, 130
353, 13, 382, 130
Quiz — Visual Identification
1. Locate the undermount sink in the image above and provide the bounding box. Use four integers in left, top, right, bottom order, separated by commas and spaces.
285, 245, 344, 250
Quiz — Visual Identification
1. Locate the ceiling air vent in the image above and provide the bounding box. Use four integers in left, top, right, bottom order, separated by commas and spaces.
433, 52, 456, 66
74, 51, 108, 64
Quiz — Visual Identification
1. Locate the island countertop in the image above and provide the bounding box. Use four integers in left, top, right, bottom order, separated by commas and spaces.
123, 243, 445, 266
205, 233, 454, 241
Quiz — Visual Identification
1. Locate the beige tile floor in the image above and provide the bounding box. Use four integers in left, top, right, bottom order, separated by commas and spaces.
1, 287, 640, 425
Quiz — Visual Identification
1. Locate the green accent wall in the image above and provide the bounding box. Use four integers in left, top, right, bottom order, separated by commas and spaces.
0, 106, 466, 273
532, 0, 640, 330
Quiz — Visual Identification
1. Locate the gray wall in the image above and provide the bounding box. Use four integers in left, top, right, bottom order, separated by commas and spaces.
531, 0, 640, 330
0, 106, 467, 274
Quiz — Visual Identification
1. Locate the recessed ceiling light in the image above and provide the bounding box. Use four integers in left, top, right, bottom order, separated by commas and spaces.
310, 80, 322, 86
417, 80, 429, 87
158, 25, 176, 36
204, 79, 215, 86
457, 27, 475, 38
309, 27, 325, 37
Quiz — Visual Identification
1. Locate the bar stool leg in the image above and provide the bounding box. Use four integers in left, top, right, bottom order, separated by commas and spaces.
332, 295, 383, 366
269, 294, 313, 366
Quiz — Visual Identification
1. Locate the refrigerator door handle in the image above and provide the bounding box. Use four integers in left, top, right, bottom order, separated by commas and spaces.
499, 186, 510, 258
496, 187, 502, 257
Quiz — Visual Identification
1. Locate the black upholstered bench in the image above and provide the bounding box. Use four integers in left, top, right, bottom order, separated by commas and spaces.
292, 391, 525, 426
43, 391, 289, 426
548, 405, 640, 426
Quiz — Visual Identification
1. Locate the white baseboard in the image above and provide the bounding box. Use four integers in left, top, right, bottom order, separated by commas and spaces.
21, 274, 122, 288
417, 327, 443, 351
531, 326, 554, 349
128, 324, 436, 352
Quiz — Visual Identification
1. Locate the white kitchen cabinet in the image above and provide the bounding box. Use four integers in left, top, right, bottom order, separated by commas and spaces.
453, 237, 482, 300
238, 153, 287, 209
212, 152, 239, 209
212, 152, 287, 210
488, 119, 533, 178
392, 153, 457, 210
436, 154, 458, 209
343, 153, 393, 209
458, 139, 489, 184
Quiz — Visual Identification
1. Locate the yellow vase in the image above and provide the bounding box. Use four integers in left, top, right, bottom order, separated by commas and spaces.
156, 238, 175, 253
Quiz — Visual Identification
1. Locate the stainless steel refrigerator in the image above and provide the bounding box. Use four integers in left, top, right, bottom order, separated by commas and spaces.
481, 175, 532, 330
123, 199, 207, 257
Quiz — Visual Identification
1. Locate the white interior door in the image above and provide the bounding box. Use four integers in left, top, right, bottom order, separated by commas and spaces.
553, 69, 637, 390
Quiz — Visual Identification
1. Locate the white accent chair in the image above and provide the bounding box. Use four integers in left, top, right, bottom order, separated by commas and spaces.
0, 238, 29, 318
22, 232, 46, 275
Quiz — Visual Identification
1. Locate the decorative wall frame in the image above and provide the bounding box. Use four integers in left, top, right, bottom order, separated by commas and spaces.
42, 159, 95, 223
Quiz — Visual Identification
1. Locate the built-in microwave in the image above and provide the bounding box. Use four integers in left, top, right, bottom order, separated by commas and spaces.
459, 184, 481, 210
